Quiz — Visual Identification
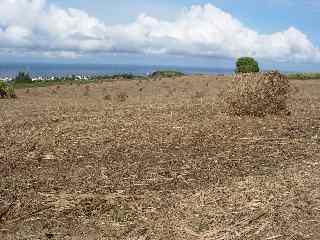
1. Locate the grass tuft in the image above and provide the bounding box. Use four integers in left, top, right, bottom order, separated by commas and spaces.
0, 81, 17, 99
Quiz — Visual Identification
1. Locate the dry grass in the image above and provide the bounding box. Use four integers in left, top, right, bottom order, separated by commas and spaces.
103, 94, 112, 101
0, 75, 319, 240
83, 85, 90, 96
116, 92, 129, 102
222, 71, 291, 116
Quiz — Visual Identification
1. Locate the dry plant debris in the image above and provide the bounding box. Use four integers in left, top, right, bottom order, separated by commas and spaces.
0, 75, 319, 240
222, 71, 291, 116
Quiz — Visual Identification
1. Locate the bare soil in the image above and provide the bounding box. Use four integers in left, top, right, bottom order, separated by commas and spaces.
0, 75, 319, 240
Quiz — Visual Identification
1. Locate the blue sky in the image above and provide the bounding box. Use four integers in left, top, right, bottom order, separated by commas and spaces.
0, 0, 319, 71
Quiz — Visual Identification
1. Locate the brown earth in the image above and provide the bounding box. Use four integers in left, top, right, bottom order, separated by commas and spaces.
0, 75, 319, 240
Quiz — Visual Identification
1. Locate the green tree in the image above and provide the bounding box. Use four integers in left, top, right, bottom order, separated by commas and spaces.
13, 72, 32, 83
235, 57, 260, 73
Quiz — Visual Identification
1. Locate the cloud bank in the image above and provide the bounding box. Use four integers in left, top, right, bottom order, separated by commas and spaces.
0, 0, 319, 62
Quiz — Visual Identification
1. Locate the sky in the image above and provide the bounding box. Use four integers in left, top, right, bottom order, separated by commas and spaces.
0, 0, 319, 71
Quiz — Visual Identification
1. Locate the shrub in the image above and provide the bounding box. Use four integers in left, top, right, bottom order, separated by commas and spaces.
287, 72, 320, 80
112, 74, 133, 80
222, 71, 291, 116
150, 71, 185, 78
236, 57, 260, 73
6, 85, 16, 98
0, 82, 6, 98
13, 72, 32, 84
0, 81, 16, 99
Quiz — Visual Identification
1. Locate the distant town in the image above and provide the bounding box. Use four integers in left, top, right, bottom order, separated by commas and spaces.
0, 70, 191, 84
0, 74, 96, 82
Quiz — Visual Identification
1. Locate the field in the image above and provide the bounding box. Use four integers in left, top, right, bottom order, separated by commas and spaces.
0, 75, 319, 240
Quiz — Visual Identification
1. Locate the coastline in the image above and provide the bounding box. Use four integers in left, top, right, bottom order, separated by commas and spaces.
0, 63, 234, 79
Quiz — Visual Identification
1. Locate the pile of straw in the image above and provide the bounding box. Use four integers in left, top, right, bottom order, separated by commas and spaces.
222, 71, 291, 116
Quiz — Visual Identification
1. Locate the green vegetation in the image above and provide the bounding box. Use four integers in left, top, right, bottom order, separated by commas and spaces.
12, 78, 90, 89
150, 70, 185, 78
112, 73, 144, 80
95, 73, 147, 80
11, 73, 149, 89
5, 70, 186, 90
0, 80, 16, 98
287, 72, 320, 80
235, 57, 260, 73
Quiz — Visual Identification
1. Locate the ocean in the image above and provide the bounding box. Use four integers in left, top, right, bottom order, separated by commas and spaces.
0, 63, 233, 78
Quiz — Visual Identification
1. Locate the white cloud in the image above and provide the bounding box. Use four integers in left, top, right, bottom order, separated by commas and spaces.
0, 0, 319, 62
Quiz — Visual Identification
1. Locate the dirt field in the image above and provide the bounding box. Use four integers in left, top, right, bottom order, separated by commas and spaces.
0, 75, 319, 240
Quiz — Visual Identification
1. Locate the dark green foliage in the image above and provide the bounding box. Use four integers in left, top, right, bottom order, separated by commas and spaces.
0, 81, 16, 98
287, 72, 320, 80
0, 84, 6, 98
112, 74, 136, 80
13, 72, 32, 84
150, 71, 185, 78
235, 57, 260, 73
94, 74, 147, 81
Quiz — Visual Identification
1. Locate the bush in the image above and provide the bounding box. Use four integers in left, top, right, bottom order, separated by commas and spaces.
236, 57, 260, 73
287, 72, 320, 80
0, 81, 16, 99
150, 71, 185, 78
222, 71, 291, 116
6, 85, 16, 98
13, 72, 32, 84
112, 74, 136, 80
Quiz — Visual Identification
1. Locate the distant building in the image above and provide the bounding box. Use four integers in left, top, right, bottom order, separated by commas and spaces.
1, 77, 13, 82
76, 75, 89, 80
32, 76, 44, 81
